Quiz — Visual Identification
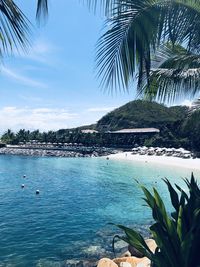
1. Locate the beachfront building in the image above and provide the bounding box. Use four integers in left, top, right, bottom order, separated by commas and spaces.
80, 127, 160, 147
103, 128, 160, 147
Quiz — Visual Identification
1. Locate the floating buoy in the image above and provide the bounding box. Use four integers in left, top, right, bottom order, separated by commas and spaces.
21, 184, 25, 188
36, 190, 40, 195
23, 175, 26, 178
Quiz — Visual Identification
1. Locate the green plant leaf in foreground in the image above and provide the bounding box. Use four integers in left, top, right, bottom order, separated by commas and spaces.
114, 174, 200, 267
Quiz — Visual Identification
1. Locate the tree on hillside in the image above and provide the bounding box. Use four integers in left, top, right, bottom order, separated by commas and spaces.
182, 110, 200, 151
1, 129, 15, 143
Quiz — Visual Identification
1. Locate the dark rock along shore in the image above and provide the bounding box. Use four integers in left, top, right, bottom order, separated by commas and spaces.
0, 146, 119, 158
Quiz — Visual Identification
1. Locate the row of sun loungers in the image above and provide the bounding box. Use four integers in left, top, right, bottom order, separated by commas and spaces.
132, 147, 192, 158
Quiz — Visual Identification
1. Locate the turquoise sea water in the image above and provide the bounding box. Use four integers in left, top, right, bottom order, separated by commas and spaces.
0, 155, 199, 267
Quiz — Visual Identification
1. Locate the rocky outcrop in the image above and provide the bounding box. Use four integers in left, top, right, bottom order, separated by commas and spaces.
97, 257, 150, 267
98, 258, 118, 267
113, 256, 147, 267
0, 147, 118, 158
97, 239, 156, 267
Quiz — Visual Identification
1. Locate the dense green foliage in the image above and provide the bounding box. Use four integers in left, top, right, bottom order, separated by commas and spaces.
97, 100, 194, 149
115, 174, 200, 267
97, 100, 188, 130
181, 110, 200, 154
1, 100, 200, 151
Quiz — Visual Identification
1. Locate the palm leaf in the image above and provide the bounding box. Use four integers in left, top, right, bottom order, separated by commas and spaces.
36, 0, 48, 22
116, 224, 153, 259
83, 0, 119, 15
139, 44, 200, 102
0, 0, 30, 53
93, 0, 200, 94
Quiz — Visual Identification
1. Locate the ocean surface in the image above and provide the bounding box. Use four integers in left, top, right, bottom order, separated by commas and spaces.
0, 155, 199, 267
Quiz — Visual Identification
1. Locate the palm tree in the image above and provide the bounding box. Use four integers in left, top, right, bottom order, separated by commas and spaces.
85, 0, 200, 104
3, 1, 200, 104
139, 44, 200, 103
1, 129, 15, 143
0, 0, 48, 56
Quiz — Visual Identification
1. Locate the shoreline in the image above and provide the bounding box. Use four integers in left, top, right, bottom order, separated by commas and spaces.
107, 152, 200, 171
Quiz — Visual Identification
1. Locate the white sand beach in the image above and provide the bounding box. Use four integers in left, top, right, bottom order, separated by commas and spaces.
108, 152, 200, 171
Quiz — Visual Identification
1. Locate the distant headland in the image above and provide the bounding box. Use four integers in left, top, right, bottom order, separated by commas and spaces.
0, 100, 200, 157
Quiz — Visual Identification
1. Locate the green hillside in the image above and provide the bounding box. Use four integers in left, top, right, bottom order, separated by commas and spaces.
2, 100, 200, 152
96, 100, 188, 131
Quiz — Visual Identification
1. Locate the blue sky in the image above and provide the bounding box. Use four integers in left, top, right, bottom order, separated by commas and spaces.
0, 1, 191, 133
0, 0, 134, 132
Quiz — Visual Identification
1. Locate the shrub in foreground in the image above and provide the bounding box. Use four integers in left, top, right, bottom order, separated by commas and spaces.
115, 174, 200, 267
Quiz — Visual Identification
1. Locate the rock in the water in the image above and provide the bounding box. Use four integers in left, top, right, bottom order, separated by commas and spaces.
114, 240, 127, 250
136, 258, 151, 267
83, 245, 106, 256
65, 259, 97, 267
97, 258, 118, 267
119, 262, 132, 267
113, 257, 146, 267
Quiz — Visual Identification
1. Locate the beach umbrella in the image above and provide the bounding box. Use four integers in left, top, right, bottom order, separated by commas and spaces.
176, 148, 185, 152
141, 146, 148, 150
148, 147, 154, 151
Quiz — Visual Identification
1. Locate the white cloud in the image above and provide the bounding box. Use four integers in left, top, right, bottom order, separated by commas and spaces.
0, 106, 78, 132
87, 107, 116, 112
14, 39, 58, 65
2, 66, 48, 89
33, 39, 53, 54
19, 95, 42, 103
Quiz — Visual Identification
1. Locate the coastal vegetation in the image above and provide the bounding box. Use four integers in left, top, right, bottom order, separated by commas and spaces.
115, 174, 200, 267
0, 1, 200, 266
1, 100, 200, 152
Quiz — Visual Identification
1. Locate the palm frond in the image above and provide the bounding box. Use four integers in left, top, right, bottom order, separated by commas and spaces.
94, 0, 200, 93
139, 45, 200, 102
0, 0, 30, 54
36, 0, 48, 22
95, 0, 166, 92
83, 0, 121, 15
143, 67, 200, 102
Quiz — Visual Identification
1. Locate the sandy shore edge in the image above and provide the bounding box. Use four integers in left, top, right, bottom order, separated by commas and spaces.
107, 152, 200, 171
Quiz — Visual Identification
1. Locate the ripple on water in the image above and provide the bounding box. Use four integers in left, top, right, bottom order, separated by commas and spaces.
0, 155, 199, 266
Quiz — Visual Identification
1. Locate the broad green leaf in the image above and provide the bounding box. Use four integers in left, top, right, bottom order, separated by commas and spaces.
163, 178, 180, 212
